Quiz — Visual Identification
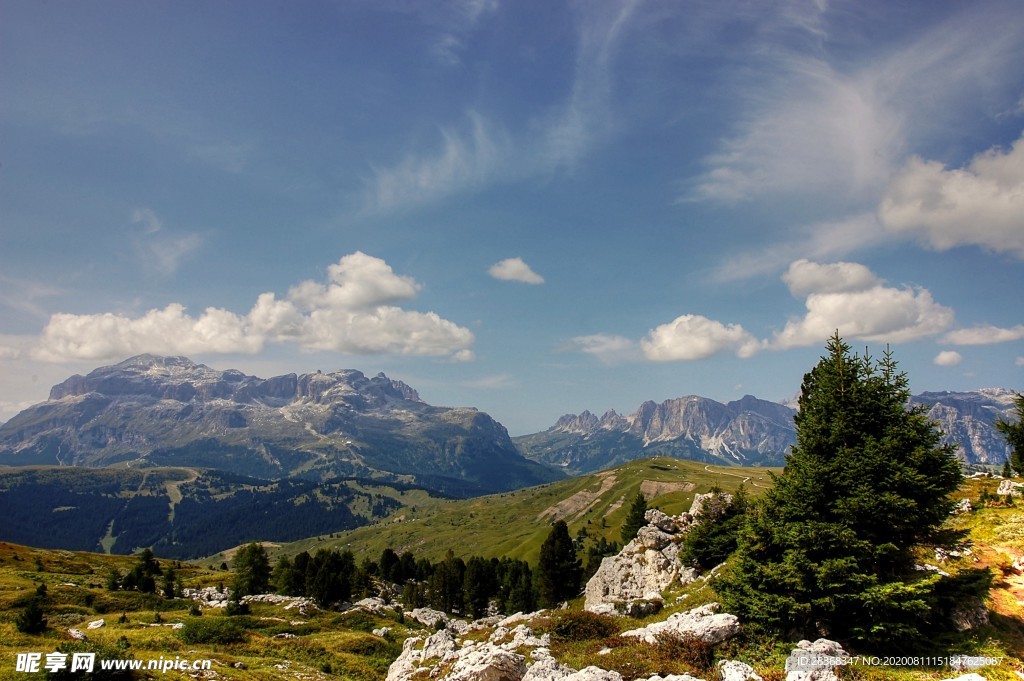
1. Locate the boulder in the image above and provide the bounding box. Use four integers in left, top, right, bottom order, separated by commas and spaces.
619, 603, 740, 645
443, 643, 526, 681
784, 639, 847, 681
950, 598, 989, 631
86, 619, 105, 629
67, 628, 87, 641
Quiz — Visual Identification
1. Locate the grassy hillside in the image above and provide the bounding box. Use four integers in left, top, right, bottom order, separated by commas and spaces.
255, 457, 780, 567
0, 542, 411, 680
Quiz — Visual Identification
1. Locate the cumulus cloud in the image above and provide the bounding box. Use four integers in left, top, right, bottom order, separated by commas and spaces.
641, 314, 761, 361
942, 323, 1024, 345
488, 257, 545, 285
879, 133, 1024, 258
771, 261, 954, 349
33, 252, 474, 362
782, 258, 882, 297
574, 259, 954, 364
933, 350, 963, 367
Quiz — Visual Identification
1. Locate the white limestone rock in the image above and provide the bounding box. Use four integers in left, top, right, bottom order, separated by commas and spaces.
718, 660, 762, 681
784, 639, 847, 681
409, 606, 449, 628
997, 479, 1024, 497
619, 603, 740, 645
443, 643, 526, 681
86, 619, 105, 629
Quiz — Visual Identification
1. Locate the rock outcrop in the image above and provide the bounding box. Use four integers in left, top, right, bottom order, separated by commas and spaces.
619, 603, 740, 646
585, 496, 728, 615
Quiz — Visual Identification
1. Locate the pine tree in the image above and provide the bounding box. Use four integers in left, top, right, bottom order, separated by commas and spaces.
715, 334, 966, 649
232, 542, 271, 598
621, 492, 648, 544
996, 393, 1024, 477
537, 520, 583, 608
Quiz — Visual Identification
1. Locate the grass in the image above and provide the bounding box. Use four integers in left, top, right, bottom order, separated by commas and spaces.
0, 542, 410, 680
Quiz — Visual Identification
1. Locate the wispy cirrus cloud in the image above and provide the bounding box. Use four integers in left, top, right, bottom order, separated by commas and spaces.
33, 252, 474, 362
362, 1, 640, 213
130, 208, 202, 276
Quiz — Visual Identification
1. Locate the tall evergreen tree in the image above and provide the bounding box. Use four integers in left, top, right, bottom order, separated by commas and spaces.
537, 520, 583, 608
232, 542, 271, 598
996, 392, 1024, 477
621, 492, 648, 544
716, 335, 966, 648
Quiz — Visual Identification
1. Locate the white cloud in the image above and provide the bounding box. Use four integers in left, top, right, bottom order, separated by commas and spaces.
782, 258, 881, 297
575, 260, 954, 363
565, 334, 639, 363
942, 324, 1024, 345
771, 265, 954, 349
641, 314, 761, 361
488, 257, 545, 285
933, 351, 963, 367
33, 252, 474, 362
879, 133, 1024, 258
1016, 356, 1024, 367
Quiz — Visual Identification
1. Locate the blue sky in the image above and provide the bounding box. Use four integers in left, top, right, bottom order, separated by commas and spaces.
1, 0, 1023, 435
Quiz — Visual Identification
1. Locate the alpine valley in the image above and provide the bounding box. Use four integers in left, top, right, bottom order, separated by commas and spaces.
0, 355, 1017, 558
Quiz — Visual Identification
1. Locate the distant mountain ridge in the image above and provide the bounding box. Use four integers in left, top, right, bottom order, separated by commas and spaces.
0, 355, 559, 496
515, 389, 1017, 474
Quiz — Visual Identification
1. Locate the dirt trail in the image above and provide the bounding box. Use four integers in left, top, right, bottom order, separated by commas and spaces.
538, 471, 618, 523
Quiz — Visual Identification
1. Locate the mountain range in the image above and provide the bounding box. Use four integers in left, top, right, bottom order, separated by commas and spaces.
0, 355, 1017, 489
514, 389, 1018, 475
0, 354, 559, 497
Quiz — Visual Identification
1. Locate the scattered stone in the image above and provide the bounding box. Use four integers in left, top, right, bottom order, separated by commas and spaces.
272, 632, 297, 639
373, 626, 392, 637
409, 606, 449, 628
354, 596, 390, 616
619, 603, 740, 645
719, 660, 763, 681
784, 639, 847, 681
997, 480, 1024, 497
86, 619, 105, 629
952, 498, 973, 514
67, 629, 87, 640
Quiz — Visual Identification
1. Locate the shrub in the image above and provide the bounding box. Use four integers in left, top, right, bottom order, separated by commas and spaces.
652, 632, 715, 675
178, 617, 247, 645
548, 610, 619, 642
